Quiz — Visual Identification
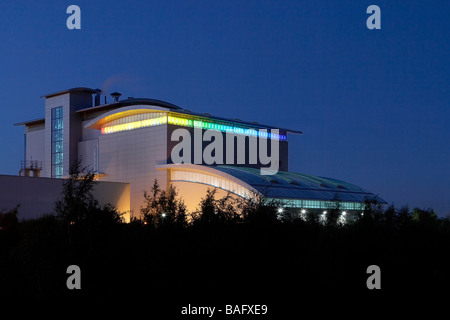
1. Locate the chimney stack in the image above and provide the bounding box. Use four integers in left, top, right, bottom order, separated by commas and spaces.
94, 88, 102, 106
110, 92, 122, 103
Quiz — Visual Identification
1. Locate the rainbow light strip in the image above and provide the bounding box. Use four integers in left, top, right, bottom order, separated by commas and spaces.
168, 115, 287, 141
101, 113, 287, 140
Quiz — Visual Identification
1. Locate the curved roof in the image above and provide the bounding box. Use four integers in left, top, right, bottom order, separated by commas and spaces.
213, 166, 386, 203
77, 97, 183, 113
160, 164, 386, 204
84, 105, 172, 129
41, 87, 97, 98
38, 87, 302, 133
158, 163, 260, 197
78, 97, 302, 134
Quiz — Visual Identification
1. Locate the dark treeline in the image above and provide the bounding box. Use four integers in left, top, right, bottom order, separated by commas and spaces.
0, 165, 449, 312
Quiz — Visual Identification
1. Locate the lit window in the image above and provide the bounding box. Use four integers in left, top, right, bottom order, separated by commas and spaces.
51, 106, 64, 178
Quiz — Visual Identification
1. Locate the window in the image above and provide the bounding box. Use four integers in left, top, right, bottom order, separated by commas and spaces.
101, 112, 167, 134
267, 198, 364, 211
51, 106, 63, 178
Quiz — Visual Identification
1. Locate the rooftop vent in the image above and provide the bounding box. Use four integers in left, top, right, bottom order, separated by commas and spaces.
110, 92, 122, 103
94, 88, 102, 106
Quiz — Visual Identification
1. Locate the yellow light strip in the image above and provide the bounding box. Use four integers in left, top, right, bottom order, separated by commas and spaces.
101, 114, 286, 140
101, 116, 167, 134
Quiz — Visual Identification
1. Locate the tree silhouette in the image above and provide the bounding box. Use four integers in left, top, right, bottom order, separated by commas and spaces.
55, 159, 98, 226
2, 175, 450, 304
141, 179, 187, 228
54, 159, 123, 239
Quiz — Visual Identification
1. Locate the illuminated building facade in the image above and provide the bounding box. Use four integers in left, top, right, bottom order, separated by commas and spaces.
15, 87, 385, 220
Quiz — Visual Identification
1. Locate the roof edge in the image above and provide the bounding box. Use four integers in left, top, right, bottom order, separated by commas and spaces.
14, 117, 45, 126
41, 87, 96, 98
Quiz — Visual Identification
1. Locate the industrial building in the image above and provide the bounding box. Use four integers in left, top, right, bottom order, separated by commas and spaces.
8, 87, 385, 221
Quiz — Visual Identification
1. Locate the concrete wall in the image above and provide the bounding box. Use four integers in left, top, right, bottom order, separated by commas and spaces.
0, 175, 130, 222
69, 93, 95, 171
97, 124, 168, 219
78, 139, 99, 172
171, 180, 241, 214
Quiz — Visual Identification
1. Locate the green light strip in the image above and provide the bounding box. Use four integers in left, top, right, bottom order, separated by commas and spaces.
168, 115, 286, 140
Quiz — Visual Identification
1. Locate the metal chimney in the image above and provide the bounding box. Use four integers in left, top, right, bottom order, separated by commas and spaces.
110, 92, 122, 103
94, 88, 102, 106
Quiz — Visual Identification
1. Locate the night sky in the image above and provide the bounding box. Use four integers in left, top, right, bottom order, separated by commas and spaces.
0, 1, 448, 215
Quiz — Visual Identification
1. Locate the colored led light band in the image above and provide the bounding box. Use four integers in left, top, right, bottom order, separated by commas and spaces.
101, 113, 287, 141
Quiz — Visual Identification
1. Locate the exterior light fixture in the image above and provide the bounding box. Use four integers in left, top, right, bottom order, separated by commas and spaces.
277, 208, 283, 213
301, 209, 306, 214
161, 213, 166, 218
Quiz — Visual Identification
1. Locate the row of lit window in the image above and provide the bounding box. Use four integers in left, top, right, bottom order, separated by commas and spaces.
100, 112, 287, 141
101, 115, 167, 134
51, 107, 63, 120
168, 116, 286, 140
269, 198, 364, 210
105, 112, 166, 126
170, 171, 364, 211
51, 106, 64, 178
52, 166, 64, 178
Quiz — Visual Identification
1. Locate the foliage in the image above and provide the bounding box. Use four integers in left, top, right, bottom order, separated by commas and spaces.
54, 159, 124, 240
55, 160, 99, 226
140, 179, 187, 228
2, 177, 450, 304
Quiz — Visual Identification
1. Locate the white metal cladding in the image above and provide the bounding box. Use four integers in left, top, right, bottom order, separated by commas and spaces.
171, 170, 251, 198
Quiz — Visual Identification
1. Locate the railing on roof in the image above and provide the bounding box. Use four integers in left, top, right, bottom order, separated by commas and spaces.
19, 160, 43, 177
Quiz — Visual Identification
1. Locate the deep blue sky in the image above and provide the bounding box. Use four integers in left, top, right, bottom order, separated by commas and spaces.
0, 0, 449, 215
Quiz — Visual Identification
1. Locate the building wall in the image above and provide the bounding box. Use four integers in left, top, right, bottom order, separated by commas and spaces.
0, 175, 130, 221
68, 92, 94, 171
44, 92, 93, 178
167, 124, 289, 171
97, 124, 168, 219
81, 119, 101, 141
78, 139, 99, 172
25, 123, 45, 175
171, 180, 241, 214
